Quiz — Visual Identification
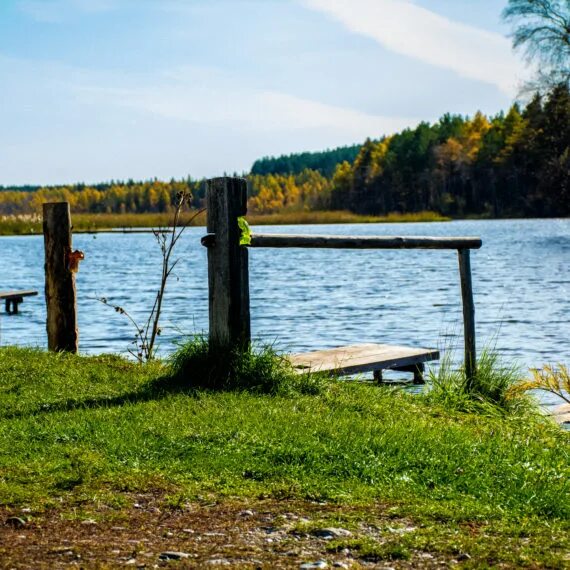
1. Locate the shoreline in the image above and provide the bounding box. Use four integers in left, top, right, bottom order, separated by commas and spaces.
2, 212, 569, 237
0, 210, 450, 236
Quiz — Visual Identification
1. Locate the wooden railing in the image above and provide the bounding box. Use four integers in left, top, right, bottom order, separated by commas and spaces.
201, 177, 482, 382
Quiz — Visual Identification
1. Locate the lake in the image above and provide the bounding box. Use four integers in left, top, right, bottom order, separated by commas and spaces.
1, 219, 568, 406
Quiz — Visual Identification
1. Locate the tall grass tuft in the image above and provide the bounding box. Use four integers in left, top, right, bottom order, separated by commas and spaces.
425, 349, 534, 415
169, 336, 326, 395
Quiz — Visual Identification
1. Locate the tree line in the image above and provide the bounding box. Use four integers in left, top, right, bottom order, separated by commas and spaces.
1, 84, 568, 218
330, 84, 569, 217
251, 144, 361, 177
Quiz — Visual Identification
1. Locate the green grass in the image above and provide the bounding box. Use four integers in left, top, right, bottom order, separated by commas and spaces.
169, 336, 326, 395
0, 345, 568, 566
0, 345, 567, 515
425, 350, 533, 415
0, 210, 450, 236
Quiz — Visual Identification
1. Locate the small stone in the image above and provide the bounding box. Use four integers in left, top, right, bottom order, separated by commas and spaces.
207, 559, 231, 566
312, 528, 352, 540
21, 508, 31, 513
388, 526, 416, 534
125, 559, 137, 566
300, 561, 328, 569
81, 519, 97, 526
159, 551, 191, 561
5, 517, 26, 528
239, 510, 254, 517
182, 528, 195, 534
164, 532, 174, 538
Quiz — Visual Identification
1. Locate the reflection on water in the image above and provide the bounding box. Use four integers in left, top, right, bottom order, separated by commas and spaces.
1, 219, 568, 406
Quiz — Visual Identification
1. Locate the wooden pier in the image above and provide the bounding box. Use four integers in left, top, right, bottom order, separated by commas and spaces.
0, 290, 38, 314
290, 344, 440, 383
201, 177, 482, 383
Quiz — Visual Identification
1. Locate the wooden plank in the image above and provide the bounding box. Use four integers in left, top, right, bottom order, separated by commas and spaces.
0, 290, 38, 299
289, 343, 439, 376
551, 404, 570, 425
43, 202, 78, 353
458, 249, 476, 386
249, 234, 482, 250
206, 177, 251, 350
0, 291, 38, 314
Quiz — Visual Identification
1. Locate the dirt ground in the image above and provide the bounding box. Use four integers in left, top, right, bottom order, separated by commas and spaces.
0, 495, 457, 569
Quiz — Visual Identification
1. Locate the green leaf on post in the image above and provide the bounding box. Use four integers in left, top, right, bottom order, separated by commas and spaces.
238, 216, 252, 246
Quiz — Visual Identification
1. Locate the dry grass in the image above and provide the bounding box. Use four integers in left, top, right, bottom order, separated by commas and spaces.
508, 364, 570, 405
0, 210, 450, 235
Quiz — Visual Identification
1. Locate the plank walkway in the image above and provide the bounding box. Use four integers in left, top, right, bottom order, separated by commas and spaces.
0, 290, 38, 314
289, 343, 440, 383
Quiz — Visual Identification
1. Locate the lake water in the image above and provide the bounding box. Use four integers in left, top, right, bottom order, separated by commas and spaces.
1, 219, 568, 407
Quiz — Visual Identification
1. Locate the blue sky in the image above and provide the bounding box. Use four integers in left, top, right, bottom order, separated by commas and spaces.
1, 0, 529, 185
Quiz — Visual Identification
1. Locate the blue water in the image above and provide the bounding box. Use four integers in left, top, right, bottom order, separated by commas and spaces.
1, 219, 568, 406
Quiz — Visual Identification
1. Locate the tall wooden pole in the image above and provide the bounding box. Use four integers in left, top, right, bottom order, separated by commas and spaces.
206, 177, 251, 350
458, 248, 476, 387
43, 202, 78, 353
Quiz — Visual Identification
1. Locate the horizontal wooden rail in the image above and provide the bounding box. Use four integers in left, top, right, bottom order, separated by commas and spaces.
201, 233, 482, 250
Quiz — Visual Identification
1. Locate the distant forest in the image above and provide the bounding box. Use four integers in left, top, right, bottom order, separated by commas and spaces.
251, 144, 362, 177
1, 84, 569, 218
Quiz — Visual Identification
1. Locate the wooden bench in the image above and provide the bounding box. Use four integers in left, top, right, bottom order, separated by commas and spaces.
289, 343, 440, 384
0, 290, 38, 314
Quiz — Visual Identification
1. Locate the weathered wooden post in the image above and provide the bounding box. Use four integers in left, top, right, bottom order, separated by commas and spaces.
205, 177, 251, 350
458, 248, 476, 386
43, 202, 79, 353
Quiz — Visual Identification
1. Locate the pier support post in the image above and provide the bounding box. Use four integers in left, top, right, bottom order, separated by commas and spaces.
458, 248, 476, 387
206, 177, 251, 350
43, 202, 78, 353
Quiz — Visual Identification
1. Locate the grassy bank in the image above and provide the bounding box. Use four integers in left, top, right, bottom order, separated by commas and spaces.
0, 210, 450, 236
0, 346, 568, 567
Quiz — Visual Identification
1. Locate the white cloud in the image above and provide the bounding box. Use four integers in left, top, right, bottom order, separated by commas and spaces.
0, 54, 421, 183
73, 67, 418, 137
301, 0, 527, 95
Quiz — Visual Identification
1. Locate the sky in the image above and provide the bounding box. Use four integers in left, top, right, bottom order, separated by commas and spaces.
0, 0, 530, 185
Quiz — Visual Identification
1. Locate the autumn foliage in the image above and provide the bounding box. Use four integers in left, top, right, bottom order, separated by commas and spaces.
1, 84, 568, 219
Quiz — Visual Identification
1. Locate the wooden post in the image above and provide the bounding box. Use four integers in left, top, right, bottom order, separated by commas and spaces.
206, 177, 250, 350
458, 248, 476, 386
43, 202, 78, 353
